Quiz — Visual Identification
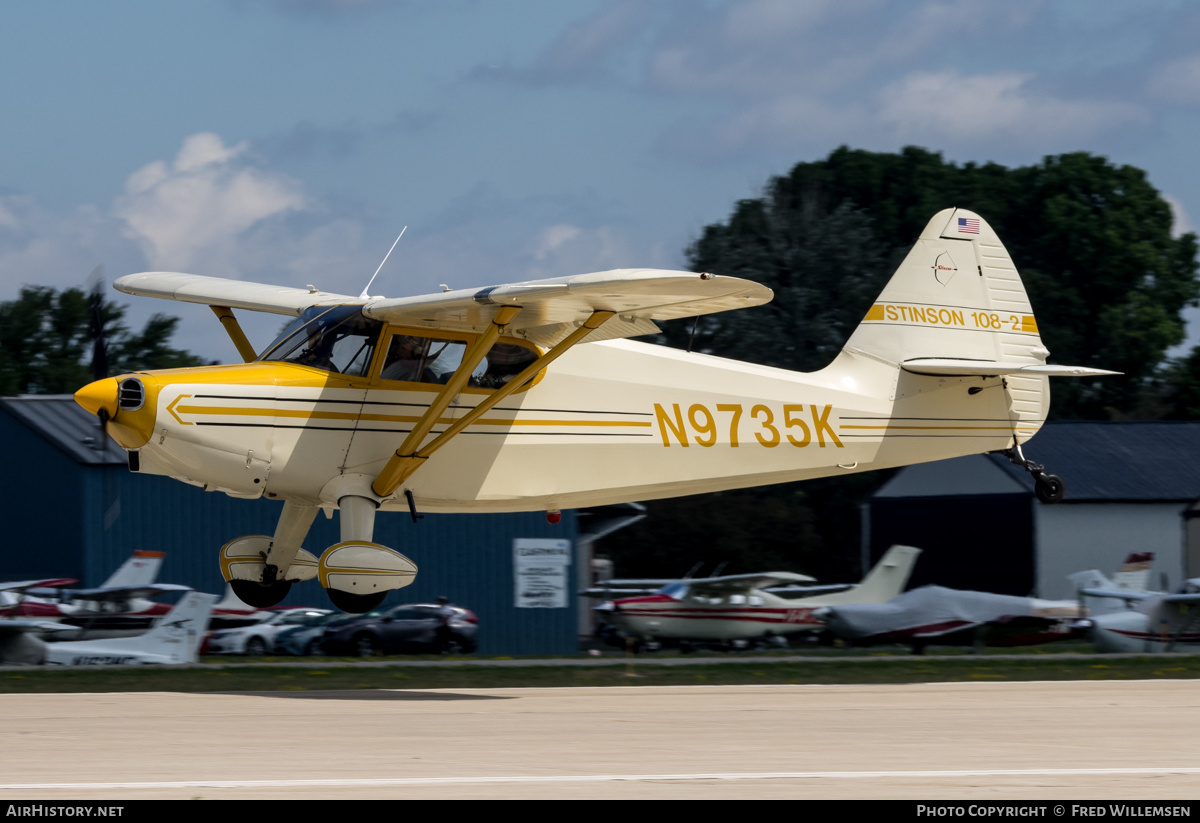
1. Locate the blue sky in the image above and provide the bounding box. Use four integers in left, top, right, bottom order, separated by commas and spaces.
3, 0, 1200, 360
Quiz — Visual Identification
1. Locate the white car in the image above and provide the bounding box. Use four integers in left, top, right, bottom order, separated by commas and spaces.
205, 608, 332, 655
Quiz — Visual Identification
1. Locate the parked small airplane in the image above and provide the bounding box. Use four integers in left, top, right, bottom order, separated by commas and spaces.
1075, 555, 1200, 652
0, 591, 216, 666
817, 552, 1164, 653
815, 585, 1092, 653
0, 551, 189, 637
74, 208, 1113, 612
593, 545, 921, 649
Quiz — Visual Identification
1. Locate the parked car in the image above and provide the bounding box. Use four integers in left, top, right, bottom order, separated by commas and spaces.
206, 608, 332, 655
321, 603, 479, 656
273, 611, 348, 655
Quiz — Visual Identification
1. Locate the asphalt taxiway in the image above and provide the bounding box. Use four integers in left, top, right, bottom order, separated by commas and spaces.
0, 680, 1196, 799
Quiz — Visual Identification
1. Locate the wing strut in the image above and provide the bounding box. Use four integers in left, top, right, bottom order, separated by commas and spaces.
371, 309, 615, 498
372, 305, 521, 497
210, 306, 258, 363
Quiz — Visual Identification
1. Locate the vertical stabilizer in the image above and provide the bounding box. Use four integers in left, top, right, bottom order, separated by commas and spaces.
100, 550, 164, 588
843, 208, 1052, 440
816, 545, 922, 606
43, 591, 216, 665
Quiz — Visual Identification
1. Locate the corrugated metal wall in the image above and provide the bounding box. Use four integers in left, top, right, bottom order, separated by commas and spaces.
18, 458, 580, 655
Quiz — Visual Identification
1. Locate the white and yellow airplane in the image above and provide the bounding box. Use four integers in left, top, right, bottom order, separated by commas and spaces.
73, 208, 1113, 613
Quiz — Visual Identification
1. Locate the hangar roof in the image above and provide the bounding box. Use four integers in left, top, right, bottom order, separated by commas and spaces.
0, 395, 126, 466
876, 421, 1200, 503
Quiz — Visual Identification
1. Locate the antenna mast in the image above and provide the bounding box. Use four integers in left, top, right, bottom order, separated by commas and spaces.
360, 226, 407, 299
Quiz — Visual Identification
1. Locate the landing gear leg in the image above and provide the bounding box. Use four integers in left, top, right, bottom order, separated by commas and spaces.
317, 494, 415, 613
1002, 444, 1065, 504
223, 502, 320, 609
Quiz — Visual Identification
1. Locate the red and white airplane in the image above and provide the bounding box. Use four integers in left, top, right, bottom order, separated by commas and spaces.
594, 545, 920, 649
0, 551, 189, 636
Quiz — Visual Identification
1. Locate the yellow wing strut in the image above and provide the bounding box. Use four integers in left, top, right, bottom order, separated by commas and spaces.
210, 306, 258, 363
371, 309, 615, 498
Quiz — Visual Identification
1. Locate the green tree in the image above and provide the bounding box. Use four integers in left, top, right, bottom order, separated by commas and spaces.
0, 285, 203, 395
598, 147, 1200, 580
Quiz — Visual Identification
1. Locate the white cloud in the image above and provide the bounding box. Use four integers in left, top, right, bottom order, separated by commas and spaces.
0, 194, 142, 300
522, 222, 671, 279
113, 132, 307, 275
1148, 54, 1200, 105
877, 70, 1147, 144
1164, 194, 1195, 238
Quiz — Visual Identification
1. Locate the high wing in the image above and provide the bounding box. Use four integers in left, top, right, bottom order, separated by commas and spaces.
26, 583, 192, 602
0, 578, 78, 593
115, 268, 774, 347
676, 571, 817, 594
580, 572, 832, 599
0, 619, 75, 637
114, 272, 357, 316
579, 580, 680, 599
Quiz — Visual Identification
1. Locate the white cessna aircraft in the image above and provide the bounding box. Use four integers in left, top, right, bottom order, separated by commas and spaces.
74, 208, 1112, 613
0, 591, 216, 666
594, 545, 921, 649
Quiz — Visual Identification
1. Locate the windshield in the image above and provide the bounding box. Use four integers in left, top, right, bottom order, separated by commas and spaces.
261, 305, 382, 377
658, 582, 689, 600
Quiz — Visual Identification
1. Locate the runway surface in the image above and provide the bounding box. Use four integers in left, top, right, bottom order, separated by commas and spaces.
1, 680, 1197, 799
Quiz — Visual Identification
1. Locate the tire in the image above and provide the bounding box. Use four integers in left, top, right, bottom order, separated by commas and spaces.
327, 588, 387, 614
304, 638, 321, 656
244, 636, 267, 656
230, 578, 292, 609
1035, 473, 1065, 504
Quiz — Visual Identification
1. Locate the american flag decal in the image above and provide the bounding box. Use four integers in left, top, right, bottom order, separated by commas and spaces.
957, 217, 980, 234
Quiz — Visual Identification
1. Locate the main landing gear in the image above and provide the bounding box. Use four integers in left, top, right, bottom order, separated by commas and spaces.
1001, 444, 1065, 504
219, 494, 418, 613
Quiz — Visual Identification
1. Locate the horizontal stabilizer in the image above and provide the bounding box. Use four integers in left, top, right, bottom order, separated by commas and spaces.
902, 358, 1120, 377
1078, 587, 1152, 603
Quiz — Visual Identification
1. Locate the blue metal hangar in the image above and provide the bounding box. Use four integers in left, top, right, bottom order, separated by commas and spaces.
0, 394, 614, 655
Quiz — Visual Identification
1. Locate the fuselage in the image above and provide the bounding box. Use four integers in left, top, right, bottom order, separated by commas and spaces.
1091, 605, 1200, 653
606, 589, 825, 641
85, 332, 1036, 514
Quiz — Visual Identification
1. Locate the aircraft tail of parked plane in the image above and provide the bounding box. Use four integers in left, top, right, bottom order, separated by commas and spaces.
43, 591, 217, 666
1069, 552, 1157, 617
76, 208, 1113, 613
810, 545, 923, 606
99, 550, 165, 588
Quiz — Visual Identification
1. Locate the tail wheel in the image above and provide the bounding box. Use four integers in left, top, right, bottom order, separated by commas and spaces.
1035, 473, 1066, 504
231, 578, 292, 609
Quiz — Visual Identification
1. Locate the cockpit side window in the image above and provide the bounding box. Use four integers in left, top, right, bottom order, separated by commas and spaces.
261, 305, 382, 377
377, 331, 541, 390
380, 334, 483, 385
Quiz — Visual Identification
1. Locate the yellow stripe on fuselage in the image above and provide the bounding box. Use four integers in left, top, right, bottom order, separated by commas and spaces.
168, 400, 651, 430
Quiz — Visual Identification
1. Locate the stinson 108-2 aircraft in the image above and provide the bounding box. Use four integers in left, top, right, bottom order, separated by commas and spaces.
74, 209, 1113, 613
